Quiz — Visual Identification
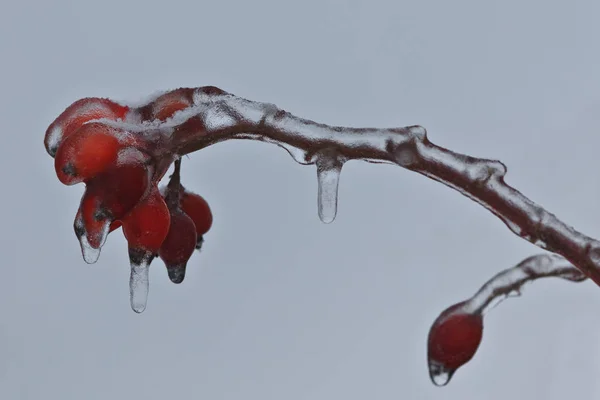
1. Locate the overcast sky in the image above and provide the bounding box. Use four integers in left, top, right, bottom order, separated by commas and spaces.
1, 0, 600, 399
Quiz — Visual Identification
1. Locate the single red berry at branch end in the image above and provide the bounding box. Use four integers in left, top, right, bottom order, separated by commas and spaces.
427, 302, 483, 386
158, 209, 197, 284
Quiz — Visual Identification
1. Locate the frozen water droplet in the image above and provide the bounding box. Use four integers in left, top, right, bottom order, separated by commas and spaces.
74, 213, 104, 264
501, 218, 522, 236
235, 134, 310, 164
80, 235, 101, 264
129, 250, 152, 313
316, 155, 344, 224
167, 264, 187, 284
276, 142, 310, 165
428, 361, 455, 386
408, 125, 427, 140
395, 143, 418, 167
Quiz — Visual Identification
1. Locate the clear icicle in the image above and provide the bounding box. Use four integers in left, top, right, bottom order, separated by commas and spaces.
73, 212, 108, 264
166, 263, 187, 284
316, 154, 344, 224
428, 361, 455, 387
129, 250, 153, 313
79, 234, 101, 264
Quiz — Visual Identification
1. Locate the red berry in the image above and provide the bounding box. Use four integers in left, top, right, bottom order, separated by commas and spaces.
428, 303, 483, 374
151, 88, 194, 121
79, 162, 150, 247
44, 97, 129, 157
78, 192, 111, 248
54, 123, 134, 185
158, 209, 197, 283
180, 190, 213, 246
122, 186, 171, 258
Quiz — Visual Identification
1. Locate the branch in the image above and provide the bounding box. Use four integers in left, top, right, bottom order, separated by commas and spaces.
46, 87, 597, 383
118, 86, 600, 286
463, 253, 586, 315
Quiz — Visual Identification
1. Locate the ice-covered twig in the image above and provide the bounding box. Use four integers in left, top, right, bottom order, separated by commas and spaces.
462, 253, 586, 315
428, 253, 586, 386
142, 86, 600, 286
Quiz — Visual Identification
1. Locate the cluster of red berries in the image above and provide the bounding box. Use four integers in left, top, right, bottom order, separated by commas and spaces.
44, 88, 212, 285
45, 86, 485, 378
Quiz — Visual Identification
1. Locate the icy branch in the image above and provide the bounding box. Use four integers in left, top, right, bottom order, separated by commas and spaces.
461, 253, 586, 316
132, 86, 600, 286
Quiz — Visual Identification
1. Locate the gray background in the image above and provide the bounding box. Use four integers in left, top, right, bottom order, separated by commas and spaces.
1, 0, 600, 398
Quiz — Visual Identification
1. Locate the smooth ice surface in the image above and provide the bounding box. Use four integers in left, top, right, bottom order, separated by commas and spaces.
79, 234, 101, 264
167, 264, 187, 284
428, 362, 454, 387
183, 82, 600, 274
464, 254, 586, 315
316, 157, 344, 224
129, 260, 150, 314
74, 213, 107, 264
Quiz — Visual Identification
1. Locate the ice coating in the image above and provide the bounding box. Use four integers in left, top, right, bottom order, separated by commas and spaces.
44, 97, 129, 157
428, 363, 454, 387
166, 264, 187, 284
463, 253, 586, 315
427, 253, 586, 386
73, 210, 108, 264
315, 152, 344, 223
45, 86, 600, 318
77, 230, 102, 264
129, 254, 151, 313
151, 87, 600, 286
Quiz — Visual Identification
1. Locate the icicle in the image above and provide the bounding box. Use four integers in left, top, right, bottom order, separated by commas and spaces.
315, 151, 345, 224
74, 212, 109, 264
129, 249, 153, 313
166, 263, 187, 284
79, 233, 101, 264
428, 361, 455, 387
